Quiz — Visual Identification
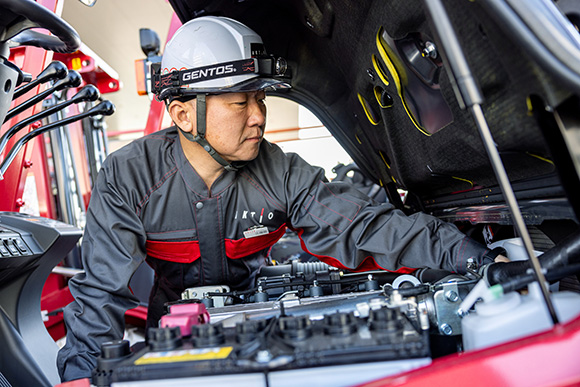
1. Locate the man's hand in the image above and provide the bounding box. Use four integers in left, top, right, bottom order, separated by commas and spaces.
494, 254, 510, 263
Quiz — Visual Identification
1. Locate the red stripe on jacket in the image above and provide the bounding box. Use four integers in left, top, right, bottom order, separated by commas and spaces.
296, 228, 416, 274
146, 224, 287, 263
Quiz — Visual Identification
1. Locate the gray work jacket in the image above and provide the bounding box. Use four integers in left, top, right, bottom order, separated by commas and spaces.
57, 126, 491, 381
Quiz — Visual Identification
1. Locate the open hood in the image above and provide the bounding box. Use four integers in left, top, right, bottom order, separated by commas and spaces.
167, 0, 580, 224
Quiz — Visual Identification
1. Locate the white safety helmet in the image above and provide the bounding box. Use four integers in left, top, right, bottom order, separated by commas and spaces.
151, 16, 290, 172
153, 16, 290, 100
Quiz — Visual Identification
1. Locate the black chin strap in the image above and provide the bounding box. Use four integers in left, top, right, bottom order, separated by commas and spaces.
180, 94, 245, 172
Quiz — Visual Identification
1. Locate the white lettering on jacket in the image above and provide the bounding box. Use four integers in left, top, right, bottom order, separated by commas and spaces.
234, 208, 274, 222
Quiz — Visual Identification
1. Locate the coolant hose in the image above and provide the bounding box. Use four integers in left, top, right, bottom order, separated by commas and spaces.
486, 230, 580, 285
500, 263, 580, 294
485, 260, 534, 286
537, 229, 580, 268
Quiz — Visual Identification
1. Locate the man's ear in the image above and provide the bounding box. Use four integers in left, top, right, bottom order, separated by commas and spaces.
167, 100, 196, 134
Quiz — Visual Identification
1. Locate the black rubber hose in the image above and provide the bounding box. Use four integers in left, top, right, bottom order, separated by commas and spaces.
257, 261, 332, 278
486, 261, 530, 286
537, 230, 580, 268
501, 263, 580, 294
414, 268, 456, 283
486, 230, 580, 285
384, 284, 430, 297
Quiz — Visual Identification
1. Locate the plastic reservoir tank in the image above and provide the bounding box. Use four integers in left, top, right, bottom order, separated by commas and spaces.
462, 238, 580, 350
462, 282, 580, 351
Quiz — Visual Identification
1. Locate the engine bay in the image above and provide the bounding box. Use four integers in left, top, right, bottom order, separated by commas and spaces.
92, 250, 580, 386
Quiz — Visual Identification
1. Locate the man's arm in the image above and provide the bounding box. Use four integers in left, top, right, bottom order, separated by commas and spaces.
280, 152, 494, 273
57, 167, 146, 382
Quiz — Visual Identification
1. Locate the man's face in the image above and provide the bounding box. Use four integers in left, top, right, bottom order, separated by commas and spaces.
202, 90, 267, 162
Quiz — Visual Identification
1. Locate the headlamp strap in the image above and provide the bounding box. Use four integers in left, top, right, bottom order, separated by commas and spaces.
152, 56, 287, 96
153, 59, 255, 95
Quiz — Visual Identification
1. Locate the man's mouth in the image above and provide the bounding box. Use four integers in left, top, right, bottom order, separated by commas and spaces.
245, 133, 263, 142
244, 127, 264, 142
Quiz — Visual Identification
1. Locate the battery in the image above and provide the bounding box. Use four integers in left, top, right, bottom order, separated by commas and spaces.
103, 306, 430, 386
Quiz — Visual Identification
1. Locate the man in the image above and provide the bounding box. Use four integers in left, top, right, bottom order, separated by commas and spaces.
57, 16, 507, 381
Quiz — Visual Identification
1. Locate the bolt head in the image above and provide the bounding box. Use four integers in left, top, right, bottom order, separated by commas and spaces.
422, 41, 438, 59
445, 290, 459, 303
440, 323, 453, 335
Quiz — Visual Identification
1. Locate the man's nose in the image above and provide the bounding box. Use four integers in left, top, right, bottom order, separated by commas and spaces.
247, 98, 266, 127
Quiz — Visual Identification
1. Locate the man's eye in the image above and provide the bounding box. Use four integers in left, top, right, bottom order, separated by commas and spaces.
234, 101, 248, 106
